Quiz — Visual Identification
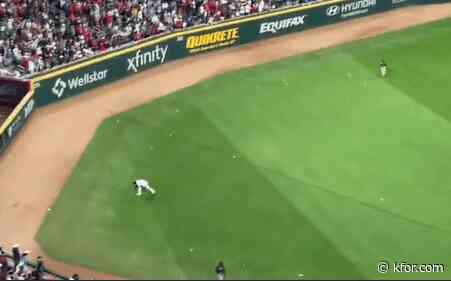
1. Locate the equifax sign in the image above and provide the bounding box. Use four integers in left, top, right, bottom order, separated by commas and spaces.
259, 15, 307, 34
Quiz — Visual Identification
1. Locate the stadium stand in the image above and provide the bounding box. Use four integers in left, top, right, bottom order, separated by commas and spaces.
0, 245, 68, 280
0, 0, 319, 78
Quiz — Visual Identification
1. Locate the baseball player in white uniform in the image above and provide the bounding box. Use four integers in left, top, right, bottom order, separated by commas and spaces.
134, 179, 156, 196
379, 59, 388, 77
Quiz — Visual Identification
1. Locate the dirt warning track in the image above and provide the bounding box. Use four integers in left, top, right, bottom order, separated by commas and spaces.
1, 4, 450, 279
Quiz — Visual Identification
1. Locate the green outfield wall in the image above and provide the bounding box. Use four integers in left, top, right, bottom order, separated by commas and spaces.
0, 0, 449, 153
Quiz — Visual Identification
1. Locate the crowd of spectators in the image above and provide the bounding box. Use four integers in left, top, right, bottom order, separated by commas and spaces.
0, 0, 319, 78
0, 245, 72, 280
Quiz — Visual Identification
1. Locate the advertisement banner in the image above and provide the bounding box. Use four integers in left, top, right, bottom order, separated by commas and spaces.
30, 0, 451, 107
32, 38, 184, 106
183, 27, 241, 54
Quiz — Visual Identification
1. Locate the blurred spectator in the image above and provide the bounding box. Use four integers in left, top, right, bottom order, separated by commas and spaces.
32, 256, 45, 280
10, 246, 19, 270
0, 0, 316, 77
15, 250, 30, 276
0, 247, 9, 281
0, 245, 69, 280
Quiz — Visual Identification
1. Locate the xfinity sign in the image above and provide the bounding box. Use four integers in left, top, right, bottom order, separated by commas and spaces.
52, 70, 108, 98
326, 0, 377, 18
259, 15, 307, 34
127, 45, 168, 73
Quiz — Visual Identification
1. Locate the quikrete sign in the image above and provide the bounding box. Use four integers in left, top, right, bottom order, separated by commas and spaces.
186, 28, 239, 52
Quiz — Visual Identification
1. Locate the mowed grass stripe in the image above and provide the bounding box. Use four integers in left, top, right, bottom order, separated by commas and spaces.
195, 50, 451, 233
136, 106, 363, 279
37, 19, 451, 279
38, 102, 364, 279
265, 170, 451, 280
192, 48, 451, 278
348, 18, 451, 123
37, 120, 187, 279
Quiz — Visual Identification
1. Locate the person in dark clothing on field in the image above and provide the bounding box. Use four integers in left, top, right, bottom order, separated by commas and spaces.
215, 261, 226, 280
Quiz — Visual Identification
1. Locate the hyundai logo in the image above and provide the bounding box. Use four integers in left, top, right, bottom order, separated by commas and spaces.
326, 5, 341, 16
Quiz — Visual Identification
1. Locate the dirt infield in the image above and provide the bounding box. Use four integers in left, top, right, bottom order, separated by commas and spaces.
1, 4, 451, 279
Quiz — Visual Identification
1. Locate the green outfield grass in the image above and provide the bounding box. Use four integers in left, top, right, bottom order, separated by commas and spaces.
37, 18, 451, 279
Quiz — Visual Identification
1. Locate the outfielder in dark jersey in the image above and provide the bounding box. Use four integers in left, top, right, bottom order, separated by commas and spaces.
215, 261, 226, 280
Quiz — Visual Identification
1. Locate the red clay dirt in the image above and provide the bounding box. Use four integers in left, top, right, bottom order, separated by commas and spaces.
1, 4, 451, 279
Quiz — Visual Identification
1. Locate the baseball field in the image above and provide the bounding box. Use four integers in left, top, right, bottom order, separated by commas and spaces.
34, 17, 451, 279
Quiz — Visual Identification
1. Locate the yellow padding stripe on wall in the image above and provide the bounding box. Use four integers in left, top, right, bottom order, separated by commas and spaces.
0, 89, 35, 136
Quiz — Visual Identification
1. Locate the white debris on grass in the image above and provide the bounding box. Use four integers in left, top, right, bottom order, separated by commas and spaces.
233, 155, 237, 159
47, 208, 52, 212
298, 273, 304, 278
169, 132, 174, 137
189, 248, 195, 252
380, 197, 385, 201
